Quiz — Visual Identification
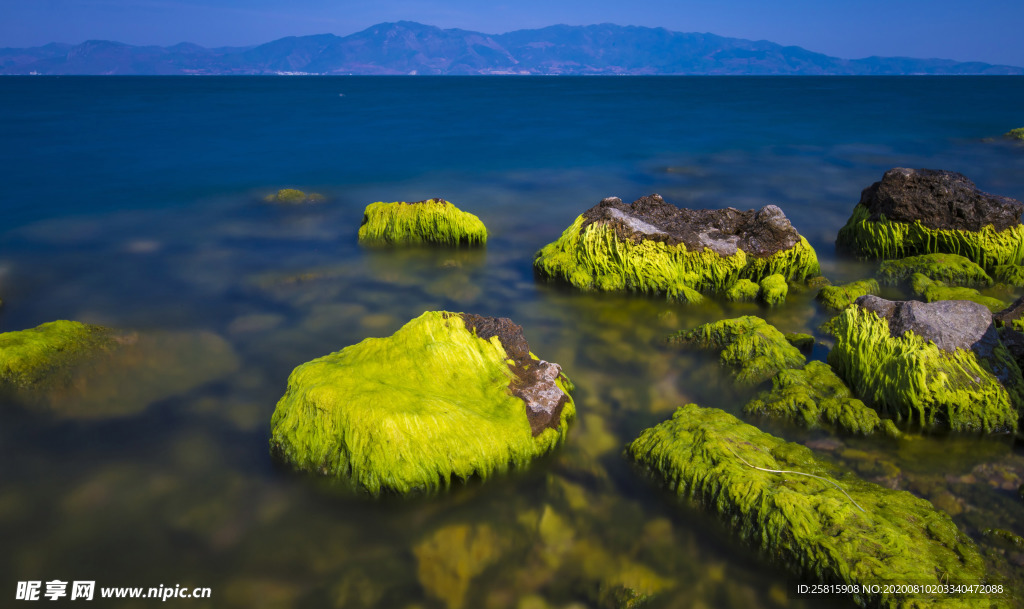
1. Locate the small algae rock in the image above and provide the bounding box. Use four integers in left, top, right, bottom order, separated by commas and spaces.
269, 311, 575, 495
816, 279, 880, 311
0, 320, 117, 389
533, 194, 819, 301
744, 361, 901, 437
827, 296, 1023, 433
1004, 128, 1024, 141
910, 274, 1007, 312
784, 332, 814, 351
837, 168, 1024, 270
757, 273, 787, 306
668, 316, 805, 386
357, 199, 487, 247
264, 188, 324, 204
724, 278, 759, 302
626, 404, 996, 609
413, 523, 503, 609
992, 264, 1024, 287
877, 253, 993, 288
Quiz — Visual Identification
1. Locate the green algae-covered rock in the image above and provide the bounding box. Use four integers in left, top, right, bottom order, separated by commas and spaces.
757, 273, 787, 306
816, 278, 880, 311
910, 274, 1007, 313
992, 264, 1024, 287
264, 188, 325, 204
626, 404, 996, 609
668, 316, 805, 386
877, 253, 993, 288
357, 199, 487, 247
269, 311, 574, 495
724, 278, 760, 302
0, 320, 116, 388
745, 361, 901, 437
533, 195, 819, 302
837, 168, 1024, 271
827, 297, 1022, 433
1005, 128, 1024, 141
784, 332, 814, 351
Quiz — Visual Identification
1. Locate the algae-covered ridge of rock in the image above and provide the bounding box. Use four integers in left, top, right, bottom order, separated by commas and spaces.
533, 194, 819, 301
836, 168, 1024, 270
627, 404, 999, 609
827, 295, 1024, 433
357, 199, 488, 247
668, 316, 806, 386
269, 311, 575, 495
0, 320, 118, 389
816, 278, 880, 312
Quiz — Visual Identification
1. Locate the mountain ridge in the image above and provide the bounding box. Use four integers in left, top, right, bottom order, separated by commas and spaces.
3, 21, 1022, 75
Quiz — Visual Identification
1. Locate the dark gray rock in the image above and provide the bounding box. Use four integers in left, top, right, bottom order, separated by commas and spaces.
855, 295, 997, 354
856, 168, 1023, 232
580, 194, 800, 257
994, 296, 1024, 327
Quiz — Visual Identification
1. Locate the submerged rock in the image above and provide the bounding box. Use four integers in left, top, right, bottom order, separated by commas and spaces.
414, 523, 504, 609
827, 296, 1023, 433
836, 168, 1024, 270
1005, 128, 1024, 141
264, 188, 325, 204
533, 195, 819, 301
909, 274, 1007, 312
877, 253, 993, 288
668, 316, 805, 386
357, 199, 487, 247
627, 404, 994, 609
816, 278, 879, 311
0, 320, 117, 389
745, 361, 901, 437
269, 311, 575, 495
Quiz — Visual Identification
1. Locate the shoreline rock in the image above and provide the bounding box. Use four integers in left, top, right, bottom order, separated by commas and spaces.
357, 199, 487, 247
269, 311, 574, 495
836, 168, 1024, 270
534, 195, 819, 301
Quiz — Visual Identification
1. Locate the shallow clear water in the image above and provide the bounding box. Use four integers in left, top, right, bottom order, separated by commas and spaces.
1, 76, 1024, 608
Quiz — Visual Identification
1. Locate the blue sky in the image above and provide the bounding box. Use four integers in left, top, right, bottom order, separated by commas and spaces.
3, 0, 1023, 66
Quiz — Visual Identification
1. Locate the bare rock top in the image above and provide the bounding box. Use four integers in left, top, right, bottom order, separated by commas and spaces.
857, 168, 1023, 232
855, 295, 998, 354
580, 194, 801, 257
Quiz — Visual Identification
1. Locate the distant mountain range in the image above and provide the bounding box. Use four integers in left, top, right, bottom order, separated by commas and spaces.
3, 21, 1022, 76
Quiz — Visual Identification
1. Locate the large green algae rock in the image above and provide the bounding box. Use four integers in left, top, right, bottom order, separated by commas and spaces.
0, 320, 117, 388
533, 195, 819, 301
837, 168, 1024, 271
816, 279, 880, 311
357, 199, 487, 247
269, 311, 575, 495
745, 361, 901, 437
626, 405, 998, 609
668, 316, 805, 386
827, 296, 1023, 433
877, 253, 992, 288
909, 274, 1007, 313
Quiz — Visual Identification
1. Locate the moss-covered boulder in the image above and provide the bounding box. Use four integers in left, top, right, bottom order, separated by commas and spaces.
0, 320, 117, 389
877, 253, 993, 288
668, 316, 805, 386
724, 278, 760, 302
626, 405, 995, 609
910, 274, 1007, 312
357, 199, 487, 247
784, 332, 814, 351
1004, 128, 1024, 141
816, 278, 880, 311
269, 311, 575, 495
827, 296, 1023, 433
745, 361, 901, 437
836, 168, 1024, 270
533, 195, 819, 301
264, 188, 325, 204
757, 274, 787, 306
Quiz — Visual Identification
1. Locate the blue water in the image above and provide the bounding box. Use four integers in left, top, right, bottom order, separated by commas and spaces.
2, 76, 1024, 608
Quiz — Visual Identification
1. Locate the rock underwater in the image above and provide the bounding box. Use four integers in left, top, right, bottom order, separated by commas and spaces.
627, 404, 999, 609
827, 295, 1024, 433
264, 188, 325, 204
836, 168, 1024, 270
269, 311, 575, 495
533, 194, 819, 302
357, 199, 487, 247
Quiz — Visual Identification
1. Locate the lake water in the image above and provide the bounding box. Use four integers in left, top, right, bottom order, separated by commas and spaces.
2, 76, 1024, 608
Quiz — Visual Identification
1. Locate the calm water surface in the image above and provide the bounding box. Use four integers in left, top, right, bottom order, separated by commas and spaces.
1, 76, 1024, 608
